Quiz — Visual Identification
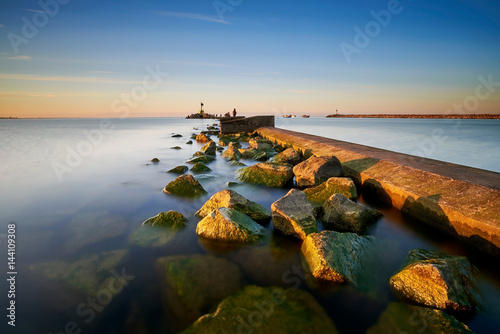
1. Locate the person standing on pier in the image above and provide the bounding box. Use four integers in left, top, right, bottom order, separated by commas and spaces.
232, 108, 237, 117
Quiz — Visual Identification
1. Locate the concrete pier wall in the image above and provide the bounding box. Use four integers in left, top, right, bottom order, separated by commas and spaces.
220, 116, 274, 134
256, 127, 500, 256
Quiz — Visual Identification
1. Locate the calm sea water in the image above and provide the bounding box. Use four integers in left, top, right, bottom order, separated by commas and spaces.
0, 117, 499, 334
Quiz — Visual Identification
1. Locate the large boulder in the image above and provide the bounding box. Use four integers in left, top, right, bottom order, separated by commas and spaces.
389, 249, 480, 313
221, 142, 241, 161
129, 211, 188, 248
156, 255, 244, 333
201, 140, 216, 155
269, 147, 301, 166
367, 302, 474, 334
191, 162, 212, 173
249, 138, 274, 151
236, 163, 293, 188
163, 174, 207, 197
196, 207, 265, 243
181, 285, 338, 334
196, 189, 271, 224
196, 133, 211, 143
301, 230, 379, 285
322, 194, 382, 233
167, 165, 188, 174
271, 189, 318, 240
304, 177, 357, 205
293, 156, 343, 187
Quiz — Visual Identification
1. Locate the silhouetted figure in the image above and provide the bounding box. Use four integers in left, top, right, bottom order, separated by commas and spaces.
232, 108, 237, 117
224, 112, 230, 117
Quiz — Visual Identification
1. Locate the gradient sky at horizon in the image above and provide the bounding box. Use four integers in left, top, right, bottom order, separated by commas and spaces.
0, 0, 499, 118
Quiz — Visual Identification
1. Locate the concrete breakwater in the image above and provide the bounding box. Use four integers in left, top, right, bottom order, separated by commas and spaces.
325, 113, 500, 119
256, 127, 500, 256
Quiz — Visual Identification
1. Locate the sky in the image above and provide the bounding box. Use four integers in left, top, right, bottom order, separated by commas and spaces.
0, 0, 499, 118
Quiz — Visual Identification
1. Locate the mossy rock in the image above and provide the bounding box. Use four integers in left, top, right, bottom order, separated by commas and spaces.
201, 141, 216, 155
151, 158, 160, 163
222, 144, 242, 161
181, 285, 338, 334
269, 148, 301, 166
142, 211, 188, 227
170, 146, 182, 150
129, 211, 188, 248
196, 133, 211, 143
236, 163, 293, 188
186, 140, 193, 144
191, 162, 212, 173
164, 174, 207, 197
167, 165, 189, 174
186, 154, 215, 164
304, 177, 357, 205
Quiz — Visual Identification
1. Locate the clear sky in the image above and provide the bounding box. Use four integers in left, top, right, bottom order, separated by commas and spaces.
1, 0, 499, 118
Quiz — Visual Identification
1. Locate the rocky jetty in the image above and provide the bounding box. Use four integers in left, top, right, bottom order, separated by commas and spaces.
271, 189, 318, 240
304, 177, 357, 204
236, 163, 293, 187
196, 207, 265, 243
293, 156, 343, 187
322, 194, 382, 233
196, 189, 271, 224
163, 174, 207, 197
389, 249, 480, 313
181, 285, 338, 334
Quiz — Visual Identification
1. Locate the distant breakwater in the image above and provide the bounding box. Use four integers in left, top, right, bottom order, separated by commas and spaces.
325, 114, 500, 119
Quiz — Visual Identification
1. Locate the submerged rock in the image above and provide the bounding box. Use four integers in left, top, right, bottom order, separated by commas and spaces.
271, 189, 318, 240
30, 249, 128, 296
186, 154, 215, 164
156, 254, 244, 333
196, 207, 265, 243
167, 165, 188, 174
172, 134, 183, 138
293, 156, 343, 187
304, 177, 357, 205
196, 133, 211, 143
221, 143, 241, 161
151, 158, 160, 163
181, 285, 338, 334
170, 146, 182, 150
129, 211, 188, 247
191, 162, 212, 173
367, 302, 474, 334
185, 140, 193, 144
201, 140, 216, 155
196, 189, 271, 224
322, 194, 382, 233
236, 163, 293, 188
269, 148, 301, 166
301, 231, 379, 285
389, 249, 481, 313
163, 174, 207, 197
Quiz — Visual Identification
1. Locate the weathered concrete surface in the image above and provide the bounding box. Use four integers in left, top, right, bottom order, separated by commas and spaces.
220, 115, 275, 134
256, 127, 500, 256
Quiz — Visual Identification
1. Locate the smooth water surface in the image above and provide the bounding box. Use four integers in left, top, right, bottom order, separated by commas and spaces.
0, 117, 499, 334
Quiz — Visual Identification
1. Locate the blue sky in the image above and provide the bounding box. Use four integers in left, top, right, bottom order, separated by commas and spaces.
0, 0, 499, 117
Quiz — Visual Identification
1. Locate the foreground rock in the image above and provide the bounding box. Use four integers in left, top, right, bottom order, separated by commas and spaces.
167, 165, 188, 174
301, 231, 379, 285
156, 255, 244, 333
201, 140, 216, 155
304, 177, 357, 205
269, 148, 301, 166
322, 194, 382, 233
191, 162, 212, 173
181, 285, 338, 334
271, 189, 318, 240
196, 189, 271, 224
221, 142, 241, 161
196, 207, 265, 243
164, 174, 207, 197
129, 211, 188, 247
236, 163, 293, 187
195, 133, 210, 143
389, 249, 480, 313
367, 302, 474, 334
293, 156, 343, 187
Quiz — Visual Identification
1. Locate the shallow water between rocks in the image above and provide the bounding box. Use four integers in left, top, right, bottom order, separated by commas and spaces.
1, 117, 499, 333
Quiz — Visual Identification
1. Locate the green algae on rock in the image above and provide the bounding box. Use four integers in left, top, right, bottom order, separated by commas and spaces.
293, 156, 343, 187
196, 189, 271, 224
269, 147, 301, 166
129, 211, 188, 248
156, 254, 244, 333
170, 146, 182, 150
322, 193, 382, 233
142, 211, 188, 227
163, 174, 207, 197
200, 140, 216, 155
236, 163, 293, 188
186, 154, 215, 164
167, 165, 189, 174
271, 189, 318, 240
304, 177, 357, 205
181, 285, 338, 334
196, 207, 265, 243
190, 162, 212, 173
367, 302, 474, 334
221, 142, 242, 161
389, 249, 481, 313
301, 230, 379, 285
